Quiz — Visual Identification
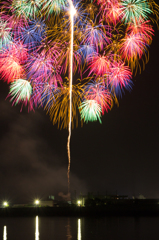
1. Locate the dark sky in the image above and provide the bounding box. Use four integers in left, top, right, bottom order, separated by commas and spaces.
0, 28, 159, 204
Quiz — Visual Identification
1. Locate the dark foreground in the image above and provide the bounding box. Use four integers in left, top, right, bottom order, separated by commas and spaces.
1, 204, 159, 217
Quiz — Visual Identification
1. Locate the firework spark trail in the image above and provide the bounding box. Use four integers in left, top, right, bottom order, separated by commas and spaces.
67, 0, 76, 197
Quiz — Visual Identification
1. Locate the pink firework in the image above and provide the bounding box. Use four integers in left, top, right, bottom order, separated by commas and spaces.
25, 49, 57, 82
1, 12, 28, 38
96, 0, 114, 7
48, 41, 62, 61
127, 19, 154, 45
87, 53, 112, 76
0, 47, 23, 83
48, 71, 63, 88
85, 80, 112, 114
30, 79, 43, 108
108, 60, 132, 95
11, 41, 28, 64
100, 0, 122, 24
119, 32, 147, 62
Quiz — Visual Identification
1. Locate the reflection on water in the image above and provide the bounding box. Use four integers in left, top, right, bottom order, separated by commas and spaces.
35, 216, 39, 240
77, 219, 81, 240
66, 218, 72, 240
2, 217, 81, 240
3, 216, 159, 240
3, 226, 7, 240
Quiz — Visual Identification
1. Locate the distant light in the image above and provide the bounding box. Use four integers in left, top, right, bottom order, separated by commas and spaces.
34, 200, 40, 205
3, 202, 9, 207
77, 200, 81, 206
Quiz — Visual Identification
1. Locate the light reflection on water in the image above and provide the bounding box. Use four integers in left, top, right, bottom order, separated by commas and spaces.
2, 216, 159, 239
35, 216, 39, 240
3, 216, 82, 240
77, 219, 81, 240
3, 226, 7, 240
66, 217, 82, 240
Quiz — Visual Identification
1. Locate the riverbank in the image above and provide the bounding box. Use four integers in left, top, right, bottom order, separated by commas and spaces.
1, 204, 159, 217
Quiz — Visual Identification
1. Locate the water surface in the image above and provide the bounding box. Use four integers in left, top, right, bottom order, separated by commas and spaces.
1, 216, 159, 240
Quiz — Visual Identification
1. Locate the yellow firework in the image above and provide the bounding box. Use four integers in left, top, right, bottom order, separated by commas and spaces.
46, 79, 85, 129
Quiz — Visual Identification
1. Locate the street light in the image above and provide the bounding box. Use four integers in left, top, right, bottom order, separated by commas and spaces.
77, 200, 81, 206
34, 199, 40, 206
3, 201, 9, 207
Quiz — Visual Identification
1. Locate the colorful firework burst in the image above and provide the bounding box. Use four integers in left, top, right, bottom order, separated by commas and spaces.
0, 0, 158, 123
120, 0, 152, 24
8, 78, 33, 111
79, 99, 102, 123
0, 0, 158, 199
0, 46, 24, 83
84, 80, 112, 114
108, 60, 133, 97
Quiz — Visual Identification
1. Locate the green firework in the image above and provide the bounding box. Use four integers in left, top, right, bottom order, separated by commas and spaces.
9, 79, 32, 105
79, 99, 102, 123
120, 0, 152, 23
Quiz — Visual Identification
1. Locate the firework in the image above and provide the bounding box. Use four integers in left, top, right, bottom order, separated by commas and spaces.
108, 60, 133, 97
58, 41, 81, 75
8, 78, 33, 111
127, 19, 154, 45
85, 2, 98, 19
84, 80, 112, 114
48, 80, 84, 129
11, 41, 28, 64
1, 13, 28, 38
120, 0, 152, 24
0, 0, 158, 197
25, 50, 55, 81
119, 32, 148, 69
19, 22, 45, 52
21, 0, 42, 19
87, 53, 112, 76
0, 18, 12, 49
42, 0, 67, 16
82, 20, 111, 51
79, 99, 102, 123
0, 46, 23, 83
100, 0, 122, 24
77, 44, 96, 64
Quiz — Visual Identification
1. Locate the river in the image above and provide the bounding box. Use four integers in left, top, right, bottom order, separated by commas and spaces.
1, 216, 159, 240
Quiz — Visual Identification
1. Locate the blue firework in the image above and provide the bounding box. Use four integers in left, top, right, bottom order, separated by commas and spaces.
77, 44, 97, 63
28, 19, 46, 40
19, 23, 43, 51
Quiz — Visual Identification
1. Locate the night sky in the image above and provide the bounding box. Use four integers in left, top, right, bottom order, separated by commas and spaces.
0, 27, 159, 204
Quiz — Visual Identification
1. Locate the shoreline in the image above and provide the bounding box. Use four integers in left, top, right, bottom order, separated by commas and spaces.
1, 205, 159, 217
